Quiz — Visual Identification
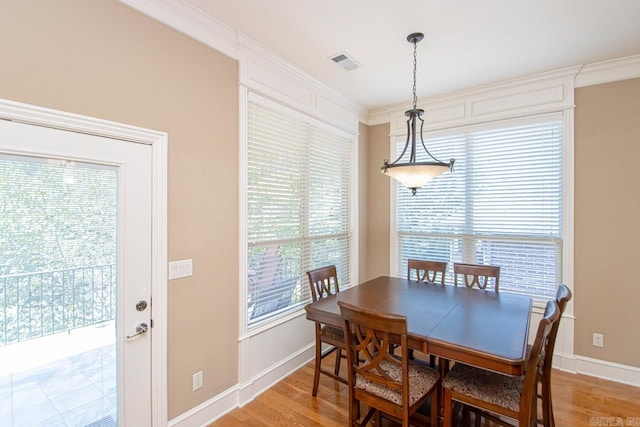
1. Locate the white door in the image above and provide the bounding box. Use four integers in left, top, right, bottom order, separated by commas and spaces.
0, 119, 152, 426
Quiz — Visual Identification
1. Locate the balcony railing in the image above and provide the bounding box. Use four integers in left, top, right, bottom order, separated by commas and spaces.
0, 264, 116, 346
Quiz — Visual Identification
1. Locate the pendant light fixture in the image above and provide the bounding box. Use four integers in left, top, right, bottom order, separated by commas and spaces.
381, 32, 454, 196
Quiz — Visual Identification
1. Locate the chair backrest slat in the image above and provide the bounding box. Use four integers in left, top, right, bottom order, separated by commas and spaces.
453, 262, 500, 292
307, 265, 339, 302
407, 259, 447, 285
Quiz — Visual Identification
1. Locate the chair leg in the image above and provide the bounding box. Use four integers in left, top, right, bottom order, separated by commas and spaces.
312, 333, 322, 397
443, 388, 453, 427
334, 347, 342, 376
548, 395, 555, 427
430, 387, 439, 427
542, 378, 555, 427
349, 395, 358, 427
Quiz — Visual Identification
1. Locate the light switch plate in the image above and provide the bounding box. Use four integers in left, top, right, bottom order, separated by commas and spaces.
169, 259, 193, 280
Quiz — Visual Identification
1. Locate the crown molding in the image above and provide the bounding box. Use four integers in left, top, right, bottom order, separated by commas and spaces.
120, 0, 239, 59
574, 54, 640, 88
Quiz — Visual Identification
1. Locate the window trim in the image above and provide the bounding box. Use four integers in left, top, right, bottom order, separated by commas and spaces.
239, 89, 358, 339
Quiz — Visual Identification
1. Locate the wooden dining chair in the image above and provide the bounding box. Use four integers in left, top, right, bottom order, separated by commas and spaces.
442, 299, 560, 427
306, 265, 348, 396
402, 259, 448, 366
407, 259, 447, 285
469, 283, 570, 427
537, 284, 572, 427
338, 300, 440, 427
453, 262, 500, 292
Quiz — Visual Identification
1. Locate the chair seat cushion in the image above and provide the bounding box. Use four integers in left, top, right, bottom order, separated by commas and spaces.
356, 357, 439, 406
442, 363, 523, 412
320, 325, 359, 346
320, 325, 344, 342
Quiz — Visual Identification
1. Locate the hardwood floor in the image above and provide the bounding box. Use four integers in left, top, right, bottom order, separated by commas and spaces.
209, 353, 640, 426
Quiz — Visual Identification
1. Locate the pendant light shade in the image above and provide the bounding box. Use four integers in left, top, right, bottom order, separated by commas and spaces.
384, 162, 451, 189
381, 33, 454, 195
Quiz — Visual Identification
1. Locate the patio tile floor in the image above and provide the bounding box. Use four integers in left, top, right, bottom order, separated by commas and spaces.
0, 323, 117, 427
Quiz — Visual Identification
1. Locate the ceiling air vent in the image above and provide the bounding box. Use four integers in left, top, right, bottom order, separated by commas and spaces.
329, 52, 362, 71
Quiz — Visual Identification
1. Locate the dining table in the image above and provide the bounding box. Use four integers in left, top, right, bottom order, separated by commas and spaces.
304, 275, 533, 376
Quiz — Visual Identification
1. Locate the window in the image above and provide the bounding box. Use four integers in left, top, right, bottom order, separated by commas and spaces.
395, 114, 563, 299
246, 95, 354, 327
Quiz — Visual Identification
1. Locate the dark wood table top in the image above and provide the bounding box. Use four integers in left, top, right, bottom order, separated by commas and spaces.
305, 275, 532, 375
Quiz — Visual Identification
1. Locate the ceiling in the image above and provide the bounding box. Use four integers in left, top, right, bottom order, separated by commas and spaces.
186, 0, 640, 111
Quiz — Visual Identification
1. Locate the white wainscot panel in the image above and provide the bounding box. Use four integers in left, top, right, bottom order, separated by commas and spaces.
238, 313, 315, 406
424, 103, 466, 127
245, 56, 315, 109
315, 94, 359, 134
250, 314, 314, 375
391, 102, 466, 135
392, 113, 409, 136
470, 84, 564, 117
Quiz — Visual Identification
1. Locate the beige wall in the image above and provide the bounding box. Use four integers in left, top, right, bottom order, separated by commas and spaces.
364, 123, 391, 281
574, 78, 640, 367
0, 0, 239, 418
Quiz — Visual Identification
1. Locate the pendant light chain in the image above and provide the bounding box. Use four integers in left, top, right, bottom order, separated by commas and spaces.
412, 39, 418, 110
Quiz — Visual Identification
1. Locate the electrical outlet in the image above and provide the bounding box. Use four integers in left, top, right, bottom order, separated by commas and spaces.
192, 371, 203, 391
592, 333, 604, 347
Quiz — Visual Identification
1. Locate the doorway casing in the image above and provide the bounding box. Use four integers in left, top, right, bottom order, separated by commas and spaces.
0, 98, 169, 427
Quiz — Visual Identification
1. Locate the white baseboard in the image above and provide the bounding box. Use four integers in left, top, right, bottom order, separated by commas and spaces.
168, 344, 315, 427
167, 384, 238, 427
554, 353, 640, 388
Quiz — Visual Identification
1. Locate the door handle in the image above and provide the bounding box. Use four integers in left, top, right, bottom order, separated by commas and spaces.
126, 322, 149, 339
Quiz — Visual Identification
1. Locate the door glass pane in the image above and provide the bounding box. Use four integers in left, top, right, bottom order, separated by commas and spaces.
0, 154, 118, 427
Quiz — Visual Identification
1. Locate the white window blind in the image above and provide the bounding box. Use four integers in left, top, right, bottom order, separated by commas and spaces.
396, 114, 563, 299
247, 96, 353, 327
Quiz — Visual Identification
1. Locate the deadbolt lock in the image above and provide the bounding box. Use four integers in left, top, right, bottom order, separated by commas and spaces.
136, 300, 148, 311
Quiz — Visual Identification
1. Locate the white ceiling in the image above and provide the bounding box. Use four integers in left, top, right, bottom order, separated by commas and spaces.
186, 0, 640, 111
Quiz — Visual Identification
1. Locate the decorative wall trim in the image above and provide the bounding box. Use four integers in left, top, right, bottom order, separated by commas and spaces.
237, 34, 361, 134
575, 54, 640, 88
369, 66, 581, 131
120, 0, 237, 59
369, 55, 640, 127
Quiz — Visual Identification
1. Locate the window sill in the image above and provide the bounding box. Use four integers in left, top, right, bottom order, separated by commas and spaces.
239, 307, 307, 341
